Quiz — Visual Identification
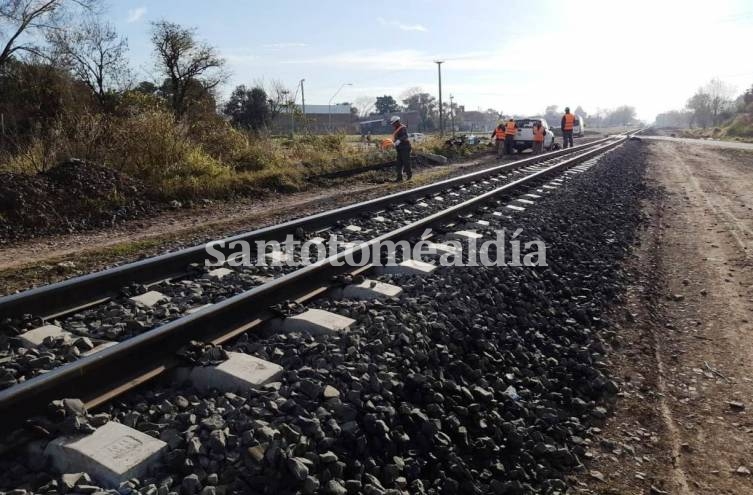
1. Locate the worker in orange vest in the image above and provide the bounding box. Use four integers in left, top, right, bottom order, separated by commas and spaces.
390, 115, 412, 181
532, 121, 545, 155
504, 118, 518, 155
561, 107, 577, 149
490, 122, 506, 158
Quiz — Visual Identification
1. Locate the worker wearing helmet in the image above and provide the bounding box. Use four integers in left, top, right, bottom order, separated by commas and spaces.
390, 115, 412, 181
504, 118, 518, 155
561, 107, 577, 149
490, 121, 506, 159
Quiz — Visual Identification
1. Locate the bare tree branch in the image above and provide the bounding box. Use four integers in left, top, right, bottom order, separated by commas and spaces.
253, 77, 289, 121
353, 96, 375, 118
0, 0, 96, 68
47, 14, 129, 105
150, 20, 228, 116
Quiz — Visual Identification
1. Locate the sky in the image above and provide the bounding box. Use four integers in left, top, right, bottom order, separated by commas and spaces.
109, 0, 753, 122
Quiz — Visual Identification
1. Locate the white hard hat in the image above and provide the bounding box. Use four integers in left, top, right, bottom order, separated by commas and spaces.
389, 116, 401, 124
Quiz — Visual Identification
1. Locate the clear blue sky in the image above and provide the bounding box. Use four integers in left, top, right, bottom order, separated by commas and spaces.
110, 0, 753, 121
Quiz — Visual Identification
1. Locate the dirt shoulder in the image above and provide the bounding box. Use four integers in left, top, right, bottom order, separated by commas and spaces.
573, 141, 753, 494
640, 135, 753, 151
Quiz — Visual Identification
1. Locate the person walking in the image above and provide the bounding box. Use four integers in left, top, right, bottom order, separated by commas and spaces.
490, 122, 506, 159
390, 116, 412, 181
504, 118, 518, 155
532, 121, 545, 155
561, 107, 576, 149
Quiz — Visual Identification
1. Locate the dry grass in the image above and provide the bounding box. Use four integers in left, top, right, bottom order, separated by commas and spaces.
0, 96, 490, 201
0, 109, 404, 200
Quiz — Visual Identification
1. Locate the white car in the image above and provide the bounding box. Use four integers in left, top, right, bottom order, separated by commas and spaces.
513, 117, 556, 152
408, 132, 426, 142
572, 114, 585, 137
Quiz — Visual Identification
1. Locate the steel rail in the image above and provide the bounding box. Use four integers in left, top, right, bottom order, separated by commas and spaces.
0, 135, 629, 435
0, 137, 617, 320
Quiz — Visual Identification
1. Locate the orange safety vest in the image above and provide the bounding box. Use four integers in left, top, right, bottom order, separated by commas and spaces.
505, 121, 517, 136
533, 126, 545, 142
392, 124, 407, 140
495, 127, 505, 140
563, 113, 575, 131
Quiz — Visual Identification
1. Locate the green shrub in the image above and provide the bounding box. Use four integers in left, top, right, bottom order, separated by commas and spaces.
294, 133, 346, 152
231, 139, 284, 172
726, 115, 753, 138
0, 142, 50, 173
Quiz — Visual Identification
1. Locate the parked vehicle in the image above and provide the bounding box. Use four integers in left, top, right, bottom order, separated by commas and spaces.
408, 132, 426, 142
513, 117, 556, 152
572, 114, 585, 137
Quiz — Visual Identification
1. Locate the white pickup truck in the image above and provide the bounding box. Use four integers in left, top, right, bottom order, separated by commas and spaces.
513, 117, 557, 153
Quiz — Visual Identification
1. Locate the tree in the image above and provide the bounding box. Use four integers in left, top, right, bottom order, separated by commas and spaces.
0, 57, 94, 149
400, 87, 421, 100
48, 16, 129, 106
742, 84, 753, 114
133, 80, 158, 95
704, 78, 734, 126
402, 90, 437, 131
602, 105, 637, 127
685, 79, 734, 128
574, 105, 588, 119
0, 0, 96, 68
223, 84, 270, 131
253, 78, 288, 122
686, 91, 712, 128
543, 105, 559, 126
353, 96, 375, 117
654, 109, 692, 128
150, 20, 226, 116
375, 95, 400, 115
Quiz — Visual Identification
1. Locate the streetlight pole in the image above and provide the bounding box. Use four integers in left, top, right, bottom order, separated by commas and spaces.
328, 82, 352, 133
434, 60, 444, 137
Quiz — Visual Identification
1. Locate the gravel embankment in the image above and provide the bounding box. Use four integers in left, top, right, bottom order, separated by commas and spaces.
0, 141, 648, 494
0, 160, 155, 243
0, 158, 565, 390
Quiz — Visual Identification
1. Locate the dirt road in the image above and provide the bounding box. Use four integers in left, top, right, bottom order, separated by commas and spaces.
640, 134, 753, 151
574, 141, 753, 494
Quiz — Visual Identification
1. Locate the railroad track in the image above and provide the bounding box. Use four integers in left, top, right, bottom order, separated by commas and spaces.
0, 133, 632, 440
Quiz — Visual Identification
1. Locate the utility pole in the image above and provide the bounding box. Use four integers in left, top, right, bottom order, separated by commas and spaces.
300, 79, 306, 131
290, 99, 295, 137
449, 94, 455, 137
434, 60, 444, 137
281, 89, 292, 137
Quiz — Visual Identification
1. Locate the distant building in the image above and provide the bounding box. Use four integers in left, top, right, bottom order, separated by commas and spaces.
459, 111, 497, 132
272, 103, 355, 134
357, 112, 420, 135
